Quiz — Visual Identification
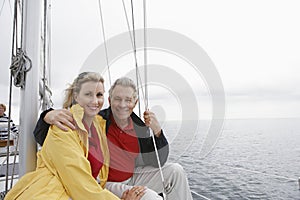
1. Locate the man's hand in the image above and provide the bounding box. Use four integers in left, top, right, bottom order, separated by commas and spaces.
143, 110, 162, 137
44, 109, 75, 131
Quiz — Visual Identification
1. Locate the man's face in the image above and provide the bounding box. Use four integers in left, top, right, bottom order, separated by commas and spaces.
0, 106, 4, 117
109, 85, 137, 123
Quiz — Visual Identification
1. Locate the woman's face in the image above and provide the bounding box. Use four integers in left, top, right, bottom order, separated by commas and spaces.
74, 81, 104, 119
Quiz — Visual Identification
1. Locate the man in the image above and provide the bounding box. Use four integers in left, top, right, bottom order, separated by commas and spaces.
0, 103, 18, 143
33, 77, 193, 200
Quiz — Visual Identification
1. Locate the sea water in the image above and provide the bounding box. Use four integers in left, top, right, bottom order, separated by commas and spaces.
164, 118, 300, 200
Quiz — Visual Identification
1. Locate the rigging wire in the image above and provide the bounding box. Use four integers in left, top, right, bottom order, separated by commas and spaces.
10, 0, 31, 89
97, 0, 146, 107
121, 0, 147, 109
9, 132, 19, 190
129, 0, 142, 118
4, 0, 26, 193
142, 0, 165, 198
123, 0, 168, 197
0, 0, 6, 16
46, 0, 52, 90
143, 0, 148, 109
8, 0, 12, 15
121, 0, 134, 49
120, 1, 168, 197
5, 67, 14, 194
142, 0, 167, 198
40, 0, 53, 111
0, 0, 13, 17
4, 0, 18, 193
42, 0, 47, 110
97, 0, 111, 86
102, 1, 202, 199
191, 191, 211, 200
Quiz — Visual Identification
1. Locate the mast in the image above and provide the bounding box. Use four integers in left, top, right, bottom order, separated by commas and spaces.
19, 0, 42, 176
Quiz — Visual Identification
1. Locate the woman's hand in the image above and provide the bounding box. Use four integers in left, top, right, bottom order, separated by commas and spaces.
121, 186, 146, 200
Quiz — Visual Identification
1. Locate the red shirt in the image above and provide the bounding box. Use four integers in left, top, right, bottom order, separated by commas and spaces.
83, 121, 104, 179
107, 116, 140, 182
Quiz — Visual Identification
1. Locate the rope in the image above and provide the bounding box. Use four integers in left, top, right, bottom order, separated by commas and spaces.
141, 0, 167, 198
121, 0, 147, 109
43, 0, 47, 107
97, 0, 111, 86
149, 129, 167, 198
121, 0, 134, 49
143, 0, 148, 109
129, 0, 142, 118
5, 73, 14, 193
9, 0, 32, 89
0, 0, 13, 17
42, 0, 47, 110
40, 0, 53, 110
191, 191, 211, 200
10, 48, 32, 88
3, 0, 25, 194
0, 190, 9, 200
10, 132, 19, 189
0, 0, 5, 17
3, 0, 18, 190
121, 1, 167, 197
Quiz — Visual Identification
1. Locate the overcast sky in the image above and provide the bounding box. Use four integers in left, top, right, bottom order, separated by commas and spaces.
1, 0, 300, 124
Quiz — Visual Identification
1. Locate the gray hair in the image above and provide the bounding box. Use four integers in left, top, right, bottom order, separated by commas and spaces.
109, 77, 138, 100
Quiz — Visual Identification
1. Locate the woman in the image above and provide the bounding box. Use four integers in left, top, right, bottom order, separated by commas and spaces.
5, 72, 143, 200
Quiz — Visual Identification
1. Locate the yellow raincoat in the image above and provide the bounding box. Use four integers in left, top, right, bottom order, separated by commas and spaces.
5, 104, 120, 200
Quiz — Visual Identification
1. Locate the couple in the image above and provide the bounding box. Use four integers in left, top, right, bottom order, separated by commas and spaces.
6, 72, 193, 200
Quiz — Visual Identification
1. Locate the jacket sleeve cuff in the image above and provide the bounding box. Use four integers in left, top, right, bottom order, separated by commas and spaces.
40, 108, 54, 124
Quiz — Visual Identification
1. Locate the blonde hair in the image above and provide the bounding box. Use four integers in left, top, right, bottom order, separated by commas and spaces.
108, 77, 138, 100
63, 72, 104, 109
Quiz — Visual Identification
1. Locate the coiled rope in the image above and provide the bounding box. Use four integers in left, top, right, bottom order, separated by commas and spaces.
10, 48, 32, 89
9, 0, 31, 89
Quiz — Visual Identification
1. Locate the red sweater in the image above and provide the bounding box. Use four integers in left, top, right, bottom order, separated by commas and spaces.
83, 121, 103, 179
107, 117, 140, 182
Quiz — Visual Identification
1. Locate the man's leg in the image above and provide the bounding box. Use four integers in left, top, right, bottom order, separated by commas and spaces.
106, 181, 163, 200
106, 182, 132, 198
129, 163, 193, 200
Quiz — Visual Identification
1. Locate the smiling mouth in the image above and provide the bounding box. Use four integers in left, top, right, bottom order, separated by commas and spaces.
88, 106, 99, 110
117, 108, 129, 113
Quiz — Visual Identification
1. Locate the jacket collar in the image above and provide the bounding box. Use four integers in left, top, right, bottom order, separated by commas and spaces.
100, 107, 145, 125
99, 107, 146, 133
